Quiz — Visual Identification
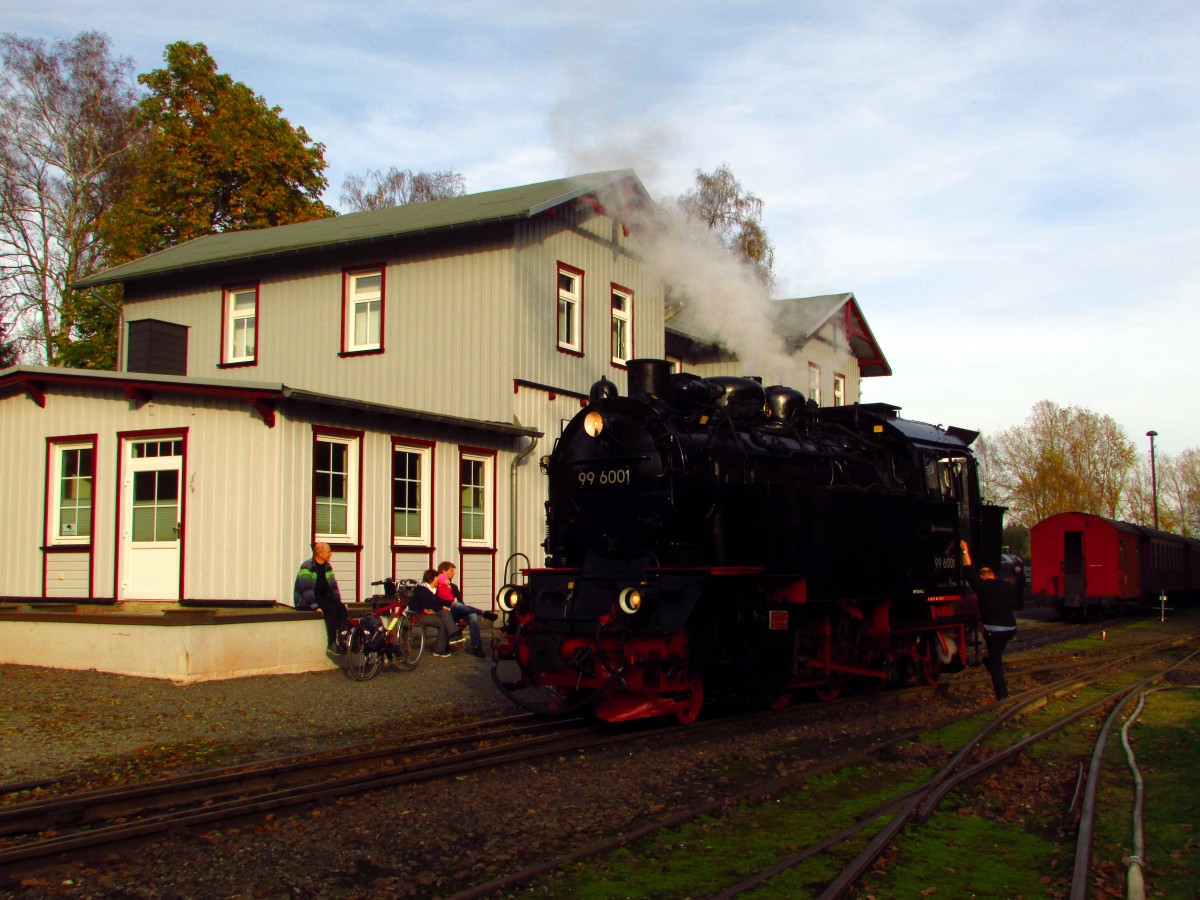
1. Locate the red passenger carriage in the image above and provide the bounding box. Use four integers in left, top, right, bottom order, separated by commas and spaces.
1030, 511, 1200, 619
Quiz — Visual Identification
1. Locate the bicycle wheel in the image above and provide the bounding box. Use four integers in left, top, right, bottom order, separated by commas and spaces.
394, 615, 425, 670
346, 626, 382, 681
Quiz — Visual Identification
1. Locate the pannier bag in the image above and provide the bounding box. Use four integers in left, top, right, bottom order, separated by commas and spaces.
357, 613, 388, 652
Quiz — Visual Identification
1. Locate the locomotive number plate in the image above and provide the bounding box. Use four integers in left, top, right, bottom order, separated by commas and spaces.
577, 467, 631, 487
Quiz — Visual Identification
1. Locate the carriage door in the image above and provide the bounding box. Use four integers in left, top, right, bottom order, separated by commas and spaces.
120, 437, 184, 600
1062, 531, 1085, 600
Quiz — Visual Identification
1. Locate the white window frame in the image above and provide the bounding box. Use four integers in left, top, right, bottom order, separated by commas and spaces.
392, 442, 432, 547
833, 373, 846, 407
224, 285, 257, 364
611, 285, 632, 366
808, 362, 822, 405
459, 451, 494, 548
314, 432, 360, 543
344, 268, 383, 353
557, 265, 583, 354
49, 441, 94, 545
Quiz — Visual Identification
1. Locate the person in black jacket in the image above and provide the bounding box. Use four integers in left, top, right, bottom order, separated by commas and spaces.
961, 540, 1017, 700
408, 569, 457, 657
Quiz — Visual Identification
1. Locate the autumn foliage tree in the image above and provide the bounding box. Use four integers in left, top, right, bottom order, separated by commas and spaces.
103, 41, 333, 263
988, 400, 1137, 527
1124, 449, 1200, 537
0, 31, 139, 365
678, 163, 775, 288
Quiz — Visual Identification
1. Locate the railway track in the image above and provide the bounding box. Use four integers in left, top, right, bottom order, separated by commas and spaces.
445, 628, 1200, 899
3, 626, 1191, 895
0, 713, 592, 877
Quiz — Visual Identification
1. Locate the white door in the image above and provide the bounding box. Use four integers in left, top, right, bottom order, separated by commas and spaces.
121, 437, 183, 600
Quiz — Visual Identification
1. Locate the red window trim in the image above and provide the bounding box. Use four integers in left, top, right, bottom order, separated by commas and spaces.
219, 282, 259, 367
556, 262, 585, 357
610, 281, 634, 370
391, 436, 437, 548
341, 265, 387, 356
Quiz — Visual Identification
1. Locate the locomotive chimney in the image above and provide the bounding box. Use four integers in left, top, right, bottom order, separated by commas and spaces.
627, 358, 673, 400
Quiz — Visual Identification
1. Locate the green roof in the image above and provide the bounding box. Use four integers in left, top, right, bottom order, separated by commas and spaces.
76, 169, 646, 288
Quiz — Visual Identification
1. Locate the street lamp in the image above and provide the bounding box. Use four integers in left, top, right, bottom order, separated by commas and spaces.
1146, 430, 1159, 530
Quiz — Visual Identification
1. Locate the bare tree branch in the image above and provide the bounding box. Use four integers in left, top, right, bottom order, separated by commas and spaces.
0, 30, 140, 364
340, 167, 466, 212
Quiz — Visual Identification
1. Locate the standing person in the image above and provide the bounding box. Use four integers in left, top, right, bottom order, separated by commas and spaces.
960, 540, 1018, 700
436, 561, 498, 658
294, 542, 349, 654
409, 569, 456, 657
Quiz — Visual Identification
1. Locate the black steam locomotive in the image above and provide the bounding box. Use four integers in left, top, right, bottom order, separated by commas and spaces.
493, 359, 1001, 723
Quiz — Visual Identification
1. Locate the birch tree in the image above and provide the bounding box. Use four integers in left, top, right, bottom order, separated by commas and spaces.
0, 31, 139, 364
341, 167, 465, 211
678, 163, 776, 288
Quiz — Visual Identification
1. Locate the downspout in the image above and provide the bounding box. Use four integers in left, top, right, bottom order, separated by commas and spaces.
509, 434, 541, 561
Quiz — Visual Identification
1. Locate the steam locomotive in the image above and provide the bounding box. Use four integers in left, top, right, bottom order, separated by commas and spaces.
493, 359, 1002, 724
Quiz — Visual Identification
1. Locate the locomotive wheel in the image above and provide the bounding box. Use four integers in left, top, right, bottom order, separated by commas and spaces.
675, 673, 704, 724
916, 639, 942, 686
768, 690, 793, 710
813, 684, 841, 702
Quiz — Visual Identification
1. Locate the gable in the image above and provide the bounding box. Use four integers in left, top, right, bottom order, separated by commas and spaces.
665, 292, 891, 377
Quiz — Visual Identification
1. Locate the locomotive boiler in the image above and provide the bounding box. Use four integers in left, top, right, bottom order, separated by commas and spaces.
493, 359, 1001, 724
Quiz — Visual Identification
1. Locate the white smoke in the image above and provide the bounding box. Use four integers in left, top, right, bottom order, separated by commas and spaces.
590, 178, 794, 380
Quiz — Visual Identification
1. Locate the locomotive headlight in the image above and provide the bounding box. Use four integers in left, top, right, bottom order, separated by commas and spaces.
497, 584, 523, 613
583, 410, 605, 438
618, 587, 643, 615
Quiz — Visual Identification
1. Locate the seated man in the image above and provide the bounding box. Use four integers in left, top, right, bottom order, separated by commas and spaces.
408, 569, 458, 657
436, 561, 499, 658
294, 542, 349, 654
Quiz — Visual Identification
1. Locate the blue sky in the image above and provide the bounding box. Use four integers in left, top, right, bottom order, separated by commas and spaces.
7, 1, 1199, 455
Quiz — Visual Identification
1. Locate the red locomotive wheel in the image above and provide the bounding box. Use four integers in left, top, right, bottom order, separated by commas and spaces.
813, 683, 841, 702
916, 639, 942, 686
675, 673, 704, 724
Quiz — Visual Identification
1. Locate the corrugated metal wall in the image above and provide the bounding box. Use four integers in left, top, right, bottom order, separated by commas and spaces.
0, 384, 520, 605
512, 207, 666, 398
122, 233, 518, 427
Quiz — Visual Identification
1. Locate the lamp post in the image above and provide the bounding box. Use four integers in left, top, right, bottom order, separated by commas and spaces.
1146, 430, 1159, 530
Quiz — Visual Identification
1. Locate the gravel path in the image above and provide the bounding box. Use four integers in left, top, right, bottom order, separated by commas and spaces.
1, 649, 510, 788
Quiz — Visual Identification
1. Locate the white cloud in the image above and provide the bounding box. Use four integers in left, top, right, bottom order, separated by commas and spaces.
6, 0, 1198, 450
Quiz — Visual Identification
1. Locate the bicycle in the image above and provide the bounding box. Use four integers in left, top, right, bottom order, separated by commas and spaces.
344, 578, 425, 681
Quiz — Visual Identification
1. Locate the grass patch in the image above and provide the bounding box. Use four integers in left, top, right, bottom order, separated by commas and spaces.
530, 764, 937, 898
1095, 687, 1200, 898
855, 812, 1063, 898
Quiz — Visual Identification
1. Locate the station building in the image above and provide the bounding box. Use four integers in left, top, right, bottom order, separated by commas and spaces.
0, 169, 890, 679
